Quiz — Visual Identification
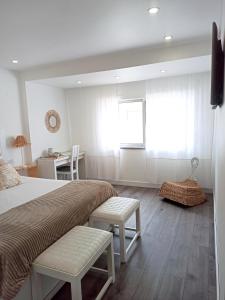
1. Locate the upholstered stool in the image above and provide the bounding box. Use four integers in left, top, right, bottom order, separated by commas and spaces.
89, 197, 141, 263
32, 226, 115, 300
159, 179, 206, 206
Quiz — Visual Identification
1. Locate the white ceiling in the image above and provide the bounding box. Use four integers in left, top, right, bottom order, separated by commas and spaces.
0, 0, 220, 70
34, 55, 210, 88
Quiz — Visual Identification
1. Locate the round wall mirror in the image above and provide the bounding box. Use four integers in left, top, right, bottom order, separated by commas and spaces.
45, 110, 61, 133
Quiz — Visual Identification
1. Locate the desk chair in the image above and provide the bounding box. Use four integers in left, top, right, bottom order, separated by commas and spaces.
57, 145, 79, 180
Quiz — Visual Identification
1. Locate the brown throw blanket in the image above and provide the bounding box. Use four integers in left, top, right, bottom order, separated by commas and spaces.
0, 180, 117, 300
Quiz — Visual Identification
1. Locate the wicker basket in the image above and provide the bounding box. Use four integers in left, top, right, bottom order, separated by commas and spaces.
159, 179, 206, 206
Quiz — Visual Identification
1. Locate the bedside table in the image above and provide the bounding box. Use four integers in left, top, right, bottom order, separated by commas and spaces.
15, 165, 38, 177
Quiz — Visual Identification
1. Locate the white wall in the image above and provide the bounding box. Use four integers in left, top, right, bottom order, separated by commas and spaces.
0, 68, 25, 165
66, 77, 212, 189
26, 82, 70, 161
21, 39, 210, 81
213, 0, 225, 298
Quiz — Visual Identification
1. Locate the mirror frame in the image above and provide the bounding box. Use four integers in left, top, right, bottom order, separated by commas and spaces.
45, 110, 61, 133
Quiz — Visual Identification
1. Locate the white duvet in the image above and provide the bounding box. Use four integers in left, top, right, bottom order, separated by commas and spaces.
0, 176, 69, 215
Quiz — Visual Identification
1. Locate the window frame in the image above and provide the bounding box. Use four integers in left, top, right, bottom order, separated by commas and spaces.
119, 98, 146, 149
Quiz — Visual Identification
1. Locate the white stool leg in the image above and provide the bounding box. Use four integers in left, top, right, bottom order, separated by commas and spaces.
111, 224, 115, 233
31, 271, 43, 300
119, 223, 126, 263
71, 280, 82, 300
107, 238, 115, 283
136, 206, 141, 236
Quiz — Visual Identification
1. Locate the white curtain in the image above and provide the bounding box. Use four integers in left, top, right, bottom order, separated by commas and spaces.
68, 73, 213, 188
71, 86, 120, 180
144, 73, 214, 187
146, 73, 213, 159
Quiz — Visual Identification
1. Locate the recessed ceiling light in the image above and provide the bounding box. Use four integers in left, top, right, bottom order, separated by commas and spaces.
164, 35, 173, 41
12, 59, 18, 64
148, 7, 160, 15
77, 80, 82, 84
160, 70, 166, 73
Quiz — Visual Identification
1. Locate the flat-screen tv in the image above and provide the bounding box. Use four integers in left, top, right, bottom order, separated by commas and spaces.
211, 22, 224, 109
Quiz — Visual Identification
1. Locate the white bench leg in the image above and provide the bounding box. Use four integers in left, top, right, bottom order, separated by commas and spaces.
95, 238, 115, 300
136, 206, 141, 236
119, 223, 126, 263
31, 271, 43, 300
71, 279, 82, 300
107, 238, 115, 283
111, 224, 115, 233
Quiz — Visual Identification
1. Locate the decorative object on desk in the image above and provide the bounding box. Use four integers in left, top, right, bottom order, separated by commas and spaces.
48, 152, 62, 158
190, 157, 199, 180
14, 135, 28, 167
45, 110, 61, 133
47, 148, 61, 158
48, 147, 54, 156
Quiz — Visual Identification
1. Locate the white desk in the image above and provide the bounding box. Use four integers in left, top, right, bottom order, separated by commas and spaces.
37, 152, 86, 180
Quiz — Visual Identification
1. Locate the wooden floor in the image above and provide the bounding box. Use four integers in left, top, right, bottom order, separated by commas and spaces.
53, 186, 216, 300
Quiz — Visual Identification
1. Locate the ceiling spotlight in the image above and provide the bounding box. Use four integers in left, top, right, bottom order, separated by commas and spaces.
148, 7, 160, 14
160, 70, 166, 73
77, 80, 82, 84
164, 35, 173, 41
12, 59, 18, 64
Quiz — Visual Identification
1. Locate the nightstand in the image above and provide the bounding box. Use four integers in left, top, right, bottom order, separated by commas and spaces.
15, 165, 38, 177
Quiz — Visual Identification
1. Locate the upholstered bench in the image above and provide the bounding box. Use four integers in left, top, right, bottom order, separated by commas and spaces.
89, 197, 141, 263
32, 226, 115, 300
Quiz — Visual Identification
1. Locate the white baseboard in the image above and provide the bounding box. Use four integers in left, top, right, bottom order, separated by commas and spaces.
100, 179, 212, 193
213, 196, 219, 300
107, 179, 161, 189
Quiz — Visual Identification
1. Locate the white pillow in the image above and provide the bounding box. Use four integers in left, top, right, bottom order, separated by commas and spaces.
0, 163, 21, 190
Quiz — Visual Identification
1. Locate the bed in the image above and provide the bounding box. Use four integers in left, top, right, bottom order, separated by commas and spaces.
0, 176, 116, 300
0, 176, 69, 215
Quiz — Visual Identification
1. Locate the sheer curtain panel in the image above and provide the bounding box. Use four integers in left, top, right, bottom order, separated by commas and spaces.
144, 73, 213, 187
145, 73, 213, 159
69, 86, 120, 180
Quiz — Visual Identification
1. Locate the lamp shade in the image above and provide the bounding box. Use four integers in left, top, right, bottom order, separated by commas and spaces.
14, 135, 28, 147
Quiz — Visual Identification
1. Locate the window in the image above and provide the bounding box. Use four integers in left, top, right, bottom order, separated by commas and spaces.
119, 99, 145, 148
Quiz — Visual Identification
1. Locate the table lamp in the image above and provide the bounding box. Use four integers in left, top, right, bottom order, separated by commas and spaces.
14, 135, 28, 167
